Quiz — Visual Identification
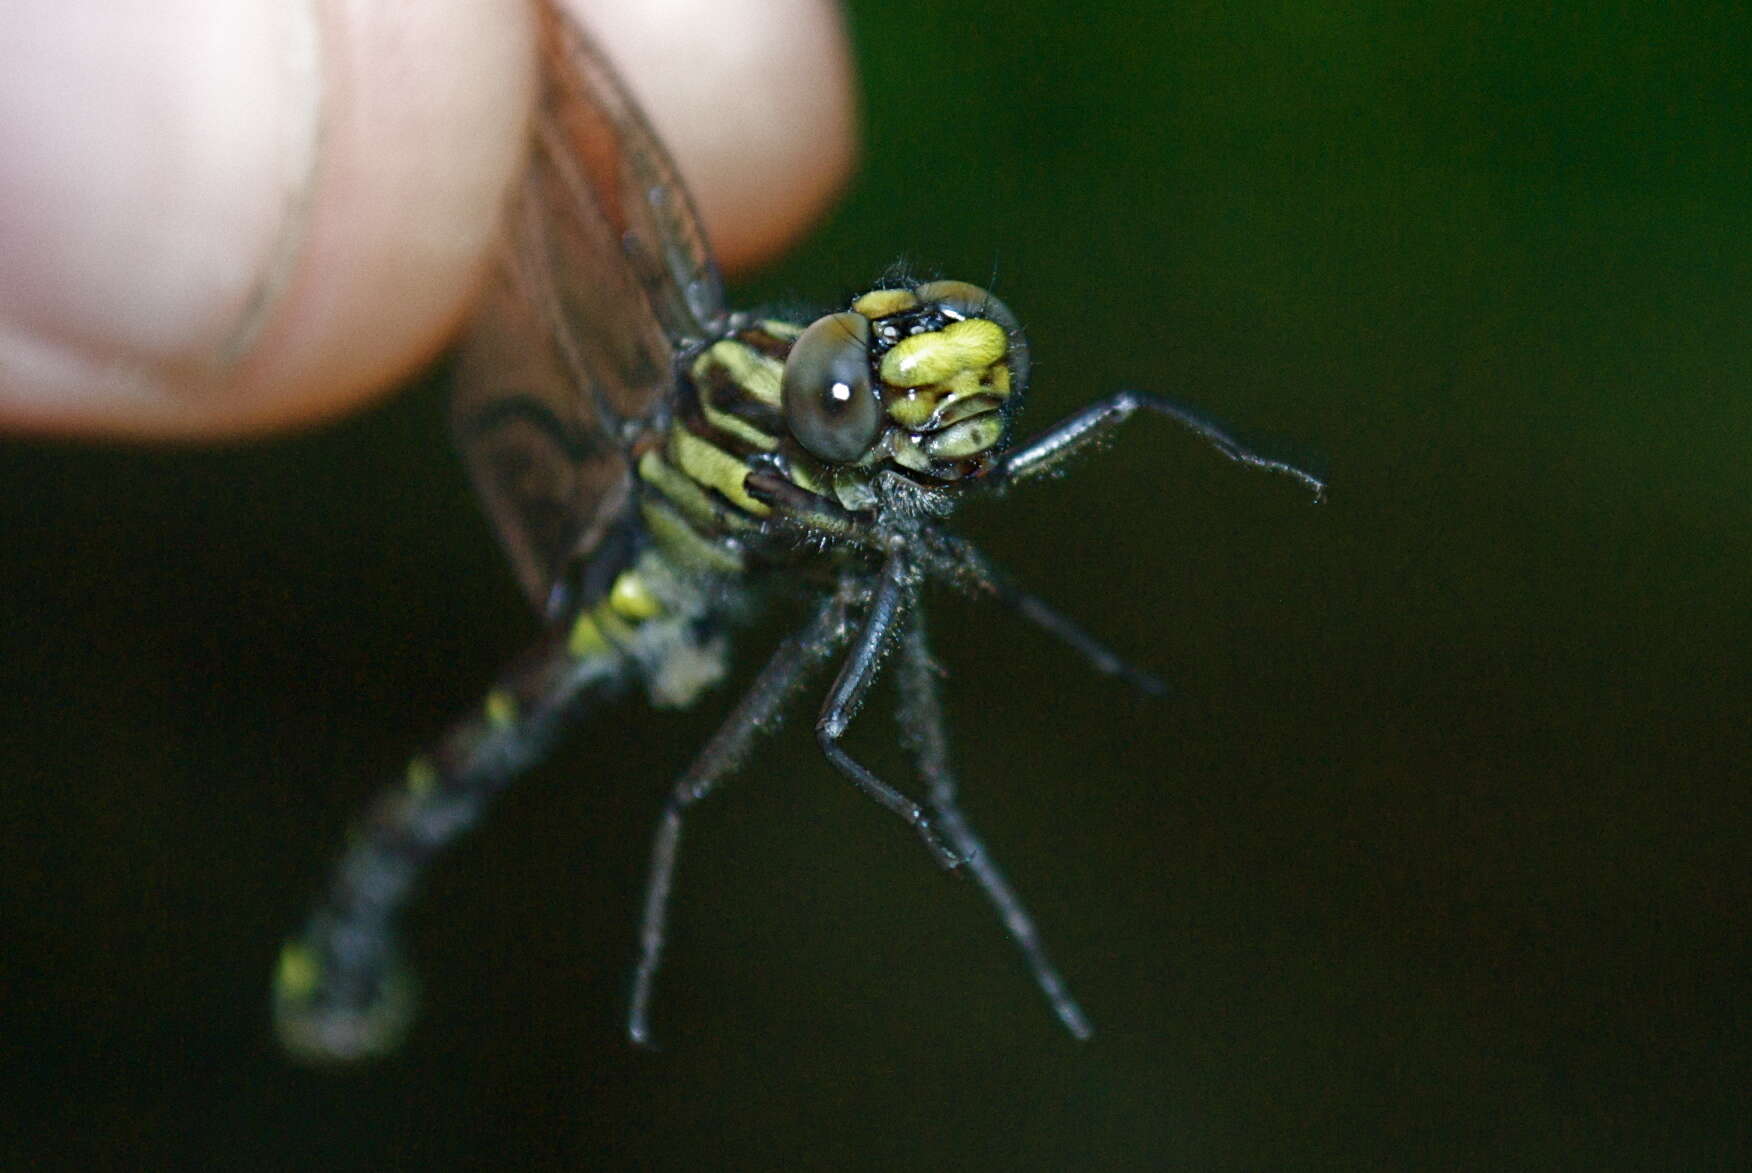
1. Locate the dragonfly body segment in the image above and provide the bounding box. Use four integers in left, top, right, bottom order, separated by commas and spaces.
272, 0, 1323, 1062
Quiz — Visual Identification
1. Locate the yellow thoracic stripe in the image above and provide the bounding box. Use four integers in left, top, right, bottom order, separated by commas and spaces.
698, 339, 784, 407
693, 339, 785, 450
699, 397, 779, 451
639, 498, 747, 576
756, 318, 803, 341
667, 427, 771, 516
638, 449, 727, 530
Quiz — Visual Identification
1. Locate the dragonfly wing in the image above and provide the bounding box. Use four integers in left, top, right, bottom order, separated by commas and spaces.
534, 1, 726, 349
451, 0, 727, 615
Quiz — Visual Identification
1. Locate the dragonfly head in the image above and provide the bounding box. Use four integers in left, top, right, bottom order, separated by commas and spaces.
779, 280, 1028, 485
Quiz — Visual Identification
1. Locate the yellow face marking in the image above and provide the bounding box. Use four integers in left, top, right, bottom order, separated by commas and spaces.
701, 340, 784, 407
851, 288, 919, 318
667, 428, 772, 517
879, 318, 1009, 388
888, 430, 932, 472
885, 368, 1009, 430
949, 367, 1003, 400
923, 413, 1005, 460
885, 388, 939, 429
274, 941, 321, 1000
406, 756, 438, 798
608, 571, 663, 621
833, 468, 879, 511
934, 393, 1002, 428
484, 689, 517, 730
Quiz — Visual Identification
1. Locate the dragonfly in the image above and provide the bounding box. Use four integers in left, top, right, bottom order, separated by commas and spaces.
271, 0, 1325, 1062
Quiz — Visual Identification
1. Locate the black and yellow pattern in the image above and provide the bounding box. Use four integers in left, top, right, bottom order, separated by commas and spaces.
273, 0, 1323, 1062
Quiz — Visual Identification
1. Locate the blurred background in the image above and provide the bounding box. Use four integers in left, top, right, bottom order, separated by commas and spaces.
3, 1, 1748, 1167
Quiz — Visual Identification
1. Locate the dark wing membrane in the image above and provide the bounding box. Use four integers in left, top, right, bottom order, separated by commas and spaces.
536, 1, 725, 351
450, 0, 726, 614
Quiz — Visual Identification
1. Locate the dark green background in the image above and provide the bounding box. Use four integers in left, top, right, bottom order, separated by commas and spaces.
4, 2, 1747, 1167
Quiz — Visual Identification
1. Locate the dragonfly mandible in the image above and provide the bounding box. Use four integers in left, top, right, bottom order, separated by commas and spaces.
271, 0, 1325, 1061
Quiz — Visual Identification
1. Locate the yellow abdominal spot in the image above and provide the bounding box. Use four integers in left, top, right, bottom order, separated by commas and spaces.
405, 755, 438, 798
484, 689, 517, 729
608, 571, 663, 621
275, 941, 321, 1000
569, 613, 607, 658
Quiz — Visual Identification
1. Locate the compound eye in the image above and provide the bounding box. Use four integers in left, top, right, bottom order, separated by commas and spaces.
781, 311, 881, 463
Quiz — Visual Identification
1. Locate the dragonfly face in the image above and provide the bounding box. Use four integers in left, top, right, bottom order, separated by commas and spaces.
783, 281, 1023, 480
272, 0, 1324, 1063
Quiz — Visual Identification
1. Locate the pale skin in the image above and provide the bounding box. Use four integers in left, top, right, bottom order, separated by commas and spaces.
0, 0, 857, 438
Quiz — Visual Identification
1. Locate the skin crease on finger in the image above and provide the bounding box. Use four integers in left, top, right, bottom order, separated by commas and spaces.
0, 0, 856, 440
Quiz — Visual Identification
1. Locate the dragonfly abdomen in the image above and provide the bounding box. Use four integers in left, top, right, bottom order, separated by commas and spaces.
272, 567, 713, 1062
271, 630, 624, 1060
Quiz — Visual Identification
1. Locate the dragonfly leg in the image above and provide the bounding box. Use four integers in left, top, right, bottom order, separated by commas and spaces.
814, 554, 964, 870
628, 595, 848, 1047
997, 389, 1327, 501
919, 531, 1165, 697
896, 611, 1094, 1040
994, 576, 1166, 696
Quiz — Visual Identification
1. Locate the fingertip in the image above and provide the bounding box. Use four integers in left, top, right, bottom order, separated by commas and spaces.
222, 0, 539, 435
0, 0, 856, 439
568, 0, 858, 274
207, 0, 859, 432
0, 0, 536, 439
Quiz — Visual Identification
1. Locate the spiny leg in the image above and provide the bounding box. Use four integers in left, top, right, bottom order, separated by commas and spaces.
814, 554, 963, 870
274, 627, 626, 1062
918, 530, 1165, 697
1001, 584, 1166, 696
629, 595, 849, 1047
998, 389, 1327, 502
896, 610, 1094, 1040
